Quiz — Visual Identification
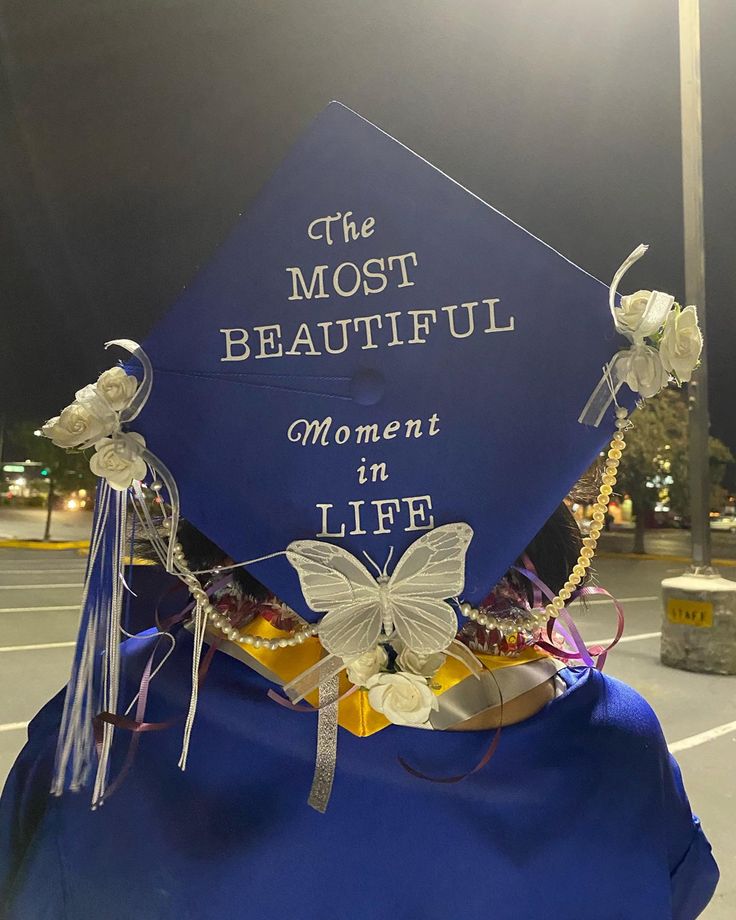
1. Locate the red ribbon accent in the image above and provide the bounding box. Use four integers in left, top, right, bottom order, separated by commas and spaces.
398, 723, 503, 784
398, 668, 506, 784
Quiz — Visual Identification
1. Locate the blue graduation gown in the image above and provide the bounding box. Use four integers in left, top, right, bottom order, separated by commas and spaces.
0, 629, 719, 919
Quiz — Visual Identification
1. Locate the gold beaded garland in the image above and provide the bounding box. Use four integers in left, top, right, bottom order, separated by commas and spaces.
543, 407, 628, 619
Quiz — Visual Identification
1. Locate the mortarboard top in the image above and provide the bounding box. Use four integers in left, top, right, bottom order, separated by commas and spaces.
135, 100, 627, 619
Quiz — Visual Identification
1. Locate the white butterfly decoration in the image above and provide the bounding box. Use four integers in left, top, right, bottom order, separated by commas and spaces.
286, 523, 474, 662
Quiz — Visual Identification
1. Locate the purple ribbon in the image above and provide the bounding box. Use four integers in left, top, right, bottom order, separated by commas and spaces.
512, 565, 625, 671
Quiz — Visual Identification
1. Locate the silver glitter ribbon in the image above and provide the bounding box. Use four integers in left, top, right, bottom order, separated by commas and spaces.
308, 674, 340, 813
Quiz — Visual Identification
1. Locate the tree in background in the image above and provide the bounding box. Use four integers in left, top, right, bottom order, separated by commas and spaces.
616, 389, 734, 553
8, 421, 96, 540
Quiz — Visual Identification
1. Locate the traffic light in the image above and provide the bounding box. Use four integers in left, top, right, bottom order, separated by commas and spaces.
40, 468, 50, 477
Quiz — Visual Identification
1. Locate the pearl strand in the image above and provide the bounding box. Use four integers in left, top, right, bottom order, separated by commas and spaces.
458, 406, 629, 626
545, 405, 629, 617
160, 518, 318, 651
459, 601, 548, 632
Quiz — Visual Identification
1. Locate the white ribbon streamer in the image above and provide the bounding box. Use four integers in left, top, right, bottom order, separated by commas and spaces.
608, 244, 647, 324
106, 338, 153, 423
92, 489, 127, 808
51, 480, 113, 795
104, 340, 180, 573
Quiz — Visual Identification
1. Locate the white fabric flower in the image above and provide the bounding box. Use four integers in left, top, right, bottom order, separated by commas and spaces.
659, 305, 703, 383
96, 366, 139, 411
365, 672, 439, 726
89, 433, 147, 491
618, 343, 669, 398
616, 290, 652, 340
345, 645, 389, 686
41, 386, 117, 449
74, 384, 119, 435
395, 645, 446, 679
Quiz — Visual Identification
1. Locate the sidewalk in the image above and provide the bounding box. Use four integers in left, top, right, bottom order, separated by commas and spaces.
0, 507, 92, 546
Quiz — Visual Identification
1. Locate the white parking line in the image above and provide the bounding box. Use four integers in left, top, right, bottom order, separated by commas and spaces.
0, 641, 76, 652
0, 605, 78, 613
0, 583, 82, 590
0, 722, 29, 734
589, 630, 662, 645
669, 720, 736, 754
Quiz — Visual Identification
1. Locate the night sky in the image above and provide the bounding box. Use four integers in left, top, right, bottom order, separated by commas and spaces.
1, 1, 734, 448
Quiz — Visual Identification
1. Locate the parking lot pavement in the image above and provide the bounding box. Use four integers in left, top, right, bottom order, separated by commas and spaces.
0, 549, 84, 781
0, 548, 733, 916
599, 528, 736, 562
0, 507, 93, 542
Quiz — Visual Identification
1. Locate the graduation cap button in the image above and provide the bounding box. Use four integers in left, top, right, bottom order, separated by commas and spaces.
350, 367, 385, 406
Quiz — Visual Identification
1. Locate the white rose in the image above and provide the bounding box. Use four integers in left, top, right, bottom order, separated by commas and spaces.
345, 645, 389, 686
365, 672, 439, 727
74, 383, 119, 435
659, 305, 703, 383
96, 366, 139, 411
89, 433, 147, 491
395, 645, 446, 679
618, 343, 669, 399
41, 386, 117, 449
616, 290, 652, 339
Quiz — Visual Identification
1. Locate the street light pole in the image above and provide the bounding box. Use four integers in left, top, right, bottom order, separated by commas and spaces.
679, 0, 712, 571
660, 0, 736, 676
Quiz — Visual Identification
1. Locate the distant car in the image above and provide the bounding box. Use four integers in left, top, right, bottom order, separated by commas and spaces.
653, 510, 688, 529
710, 516, 736, 533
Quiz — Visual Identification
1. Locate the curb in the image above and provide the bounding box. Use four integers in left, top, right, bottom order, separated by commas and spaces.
0, 539, 91, 551
597, 551, 736, 568
0, 542, 152, 567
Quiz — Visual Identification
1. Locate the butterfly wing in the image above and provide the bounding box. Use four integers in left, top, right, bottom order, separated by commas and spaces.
318, 600, 383, 660
286, 539, 378, 610
387, 523, 473, 655
285, 539, 382, 659
386, 596, 459, 655
389, 523, 473, 600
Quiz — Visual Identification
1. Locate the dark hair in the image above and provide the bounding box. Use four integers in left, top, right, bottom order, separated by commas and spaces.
175, 522, 271, 600
519, 502, 584, 596
145, 501, 583, 602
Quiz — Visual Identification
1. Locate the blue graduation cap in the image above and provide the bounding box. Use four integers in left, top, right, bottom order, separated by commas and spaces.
44, 101, 698, 805
135, 100, 624, 614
